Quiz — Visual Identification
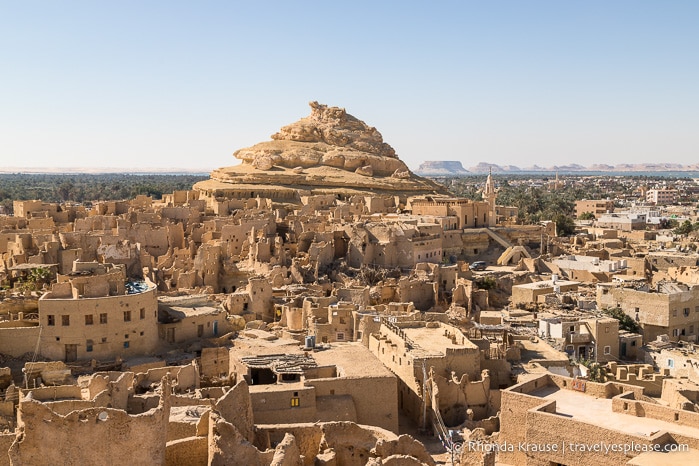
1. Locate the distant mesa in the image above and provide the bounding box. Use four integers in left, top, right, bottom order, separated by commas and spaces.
550, 164, 585, 171
588, 164, 614, 171
415, 161, 470, 176
416, 161, 699, 174
468, 163, 521, 174
194, 102, 448, 201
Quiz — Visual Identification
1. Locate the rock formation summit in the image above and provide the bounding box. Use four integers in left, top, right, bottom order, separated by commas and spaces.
194, 102, 447, 202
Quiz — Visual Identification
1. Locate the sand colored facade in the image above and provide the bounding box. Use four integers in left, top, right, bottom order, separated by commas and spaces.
539, 316, 619, 362
38, 262, 159, 362
367, 318, 499, 430
511, 279, 579, 305
410, 198, 493, 229
575, 199, 615, 218
230, 332, 400, 433
597, 281, 699, 343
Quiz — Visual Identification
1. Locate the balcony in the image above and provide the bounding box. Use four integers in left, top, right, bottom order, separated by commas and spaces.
569, 332, 591, 344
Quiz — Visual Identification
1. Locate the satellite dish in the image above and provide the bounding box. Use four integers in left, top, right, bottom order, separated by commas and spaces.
98, 412, 109, 421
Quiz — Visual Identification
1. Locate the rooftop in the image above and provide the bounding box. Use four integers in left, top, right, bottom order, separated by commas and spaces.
530, 385, 699, 438
514, 279, 579, 290
402, 325, 478, 354
312, 342, 394, 378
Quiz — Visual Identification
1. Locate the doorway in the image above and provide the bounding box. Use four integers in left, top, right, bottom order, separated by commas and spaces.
65, 344, 77, 362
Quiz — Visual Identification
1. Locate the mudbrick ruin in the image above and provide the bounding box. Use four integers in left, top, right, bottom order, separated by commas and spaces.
2, 103, 699, 465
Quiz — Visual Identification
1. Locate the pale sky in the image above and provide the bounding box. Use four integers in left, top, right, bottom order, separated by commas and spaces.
1, 1, 697, 171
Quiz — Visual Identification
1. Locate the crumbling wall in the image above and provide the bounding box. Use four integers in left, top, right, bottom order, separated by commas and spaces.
136, 364, 199, 393
432, 369, 494, 426
200, 347, 231, 379
0, 433, 14, 466
215, 381, 254, 440
398, 278, 436, 311
260, 422, 434, 466
166, 436, 208, 466
10, 386, 170, 466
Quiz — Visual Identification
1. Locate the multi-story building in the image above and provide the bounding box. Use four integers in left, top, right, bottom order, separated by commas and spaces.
367, 318, 500, 429
646, 188, 678, 205
229, 332, 399, 433
574, 199, 614, 218
539, 316, 619, 362
597, 281, 699, 343
410, 197, 493, 229
38, 261, 159, 362
596, 212, 647, 231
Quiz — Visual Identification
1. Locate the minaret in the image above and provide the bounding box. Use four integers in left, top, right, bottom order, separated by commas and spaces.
482, 167, 496, 226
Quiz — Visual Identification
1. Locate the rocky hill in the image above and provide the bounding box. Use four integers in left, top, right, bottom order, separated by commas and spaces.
194, 102, 448, 201
234, 101, 409, 177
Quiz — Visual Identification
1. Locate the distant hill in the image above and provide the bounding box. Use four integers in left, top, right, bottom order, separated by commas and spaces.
417, 161, 699, 174
415, 161, 470, 175
468, 163, 522, 173
0, 167, 212, 175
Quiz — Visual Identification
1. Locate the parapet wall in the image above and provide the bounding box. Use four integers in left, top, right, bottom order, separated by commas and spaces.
612, 391, 699, 433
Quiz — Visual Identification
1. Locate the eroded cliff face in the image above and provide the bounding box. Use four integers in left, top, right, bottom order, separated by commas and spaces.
194, 102, 449, 199
233, 102, 410, 178
272, 102, 396, 158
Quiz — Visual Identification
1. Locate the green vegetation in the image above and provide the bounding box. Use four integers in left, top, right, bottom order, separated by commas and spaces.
578, 212, 595, 220
474, 276, 497, 290
7, 266, 52, 292
443, 176, 586, 225
439, 174, 698, 232
494, 185, 576, 223
604, 307, 640, 333
554, 214, 576, 237
0, 173, 208, 213
578, 358, 606, 383
673, 219, 699, 236
659, 218, 679, 230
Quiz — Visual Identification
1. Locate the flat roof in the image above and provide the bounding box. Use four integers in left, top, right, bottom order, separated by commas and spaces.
530, 385, 699, 438
312, 342, 394, 378
233, 335, 392, 378
519, 339, 570, 364
158, 294, 221, 317
402, 326, 478, 354
513, 280, 579, 290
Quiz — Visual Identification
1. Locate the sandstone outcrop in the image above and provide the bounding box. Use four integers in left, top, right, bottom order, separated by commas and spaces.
194, 102, 448, 202
235, 101, 404, 177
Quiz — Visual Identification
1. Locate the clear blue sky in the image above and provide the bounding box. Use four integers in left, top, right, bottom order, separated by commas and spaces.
1, 1, 697, 171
